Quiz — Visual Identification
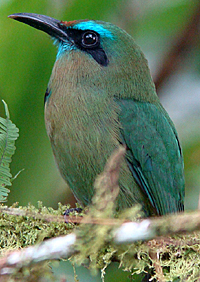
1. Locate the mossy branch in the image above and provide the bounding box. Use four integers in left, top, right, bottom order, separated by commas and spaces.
1, 209, 200, 277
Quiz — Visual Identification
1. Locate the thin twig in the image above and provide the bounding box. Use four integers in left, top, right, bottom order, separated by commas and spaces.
149, 250, 165, 282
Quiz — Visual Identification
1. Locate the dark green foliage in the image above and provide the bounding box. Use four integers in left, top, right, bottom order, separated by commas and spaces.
0, 101, 19, 202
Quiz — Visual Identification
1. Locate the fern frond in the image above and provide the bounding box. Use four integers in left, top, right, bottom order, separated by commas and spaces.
0, 100, 19, 202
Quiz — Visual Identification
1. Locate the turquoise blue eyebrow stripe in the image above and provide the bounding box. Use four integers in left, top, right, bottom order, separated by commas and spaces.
74, 21, 113, 39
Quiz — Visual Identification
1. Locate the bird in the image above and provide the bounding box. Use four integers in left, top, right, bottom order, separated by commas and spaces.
8, 13, 184, 217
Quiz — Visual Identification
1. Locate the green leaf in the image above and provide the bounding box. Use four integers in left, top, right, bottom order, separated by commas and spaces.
0, 100, 19, 202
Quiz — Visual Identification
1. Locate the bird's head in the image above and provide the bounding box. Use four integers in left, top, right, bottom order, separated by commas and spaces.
8, 13, 157, 102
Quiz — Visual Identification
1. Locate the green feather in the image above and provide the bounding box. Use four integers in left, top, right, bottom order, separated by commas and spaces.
117, 99, 184, 215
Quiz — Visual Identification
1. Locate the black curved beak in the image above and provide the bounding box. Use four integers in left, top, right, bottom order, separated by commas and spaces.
8, 13, 69, 42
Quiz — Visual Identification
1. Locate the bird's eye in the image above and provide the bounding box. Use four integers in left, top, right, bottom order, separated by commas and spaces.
82, 31, 99, 48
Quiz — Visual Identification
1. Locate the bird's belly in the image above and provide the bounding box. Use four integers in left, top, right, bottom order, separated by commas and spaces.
44, 95, 144, 209
45, 104, 121, 206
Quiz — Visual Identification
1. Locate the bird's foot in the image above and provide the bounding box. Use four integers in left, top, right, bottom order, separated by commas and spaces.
64, 207, 83, 223
64, 207, 83, 216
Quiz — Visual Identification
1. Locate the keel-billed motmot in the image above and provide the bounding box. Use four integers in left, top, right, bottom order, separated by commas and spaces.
9, 13, 184, 216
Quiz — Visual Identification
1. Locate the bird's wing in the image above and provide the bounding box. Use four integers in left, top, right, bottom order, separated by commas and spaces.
117, 99, 184, 215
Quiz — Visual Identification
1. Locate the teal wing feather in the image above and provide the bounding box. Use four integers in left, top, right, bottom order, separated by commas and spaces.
117, 99, 184, 215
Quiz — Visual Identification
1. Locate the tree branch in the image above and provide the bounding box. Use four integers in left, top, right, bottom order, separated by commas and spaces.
1, 209, 200, 275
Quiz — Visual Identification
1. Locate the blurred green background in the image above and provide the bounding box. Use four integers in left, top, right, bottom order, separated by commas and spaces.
1, 0, 200, 281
